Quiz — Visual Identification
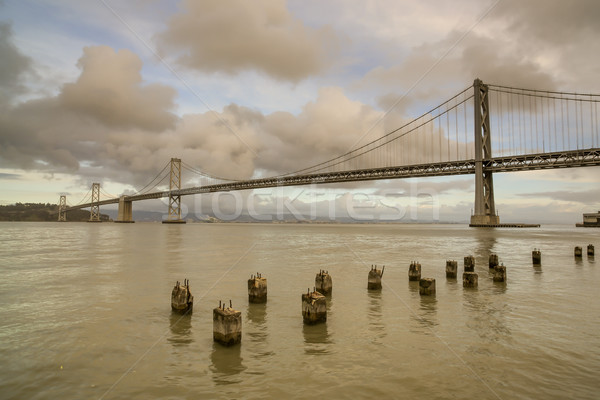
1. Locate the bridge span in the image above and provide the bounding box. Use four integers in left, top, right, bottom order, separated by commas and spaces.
59, 79, 600, 225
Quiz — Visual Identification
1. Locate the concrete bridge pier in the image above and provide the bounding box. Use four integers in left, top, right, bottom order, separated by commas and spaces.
115, 196, 134, 223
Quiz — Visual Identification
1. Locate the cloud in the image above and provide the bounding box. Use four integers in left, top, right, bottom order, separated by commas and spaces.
0, 172, 20, 180
363, 30, 557, 114
60, 46, 178, 131
0, 44, 400, 189
157, 0, 339, 81
0, 22, 33, 102
518, 189, 600, 204
0, 46, 180, 175
493, 0, 600, 47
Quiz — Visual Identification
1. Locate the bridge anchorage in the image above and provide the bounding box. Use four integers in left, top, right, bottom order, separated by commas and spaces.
57, 78, 600, 226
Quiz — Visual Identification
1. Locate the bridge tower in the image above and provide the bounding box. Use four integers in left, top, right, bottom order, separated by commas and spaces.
58, 195, 67, 222
470, 79, 499, 226
89, 182, 101, 222
163, 158, 186, 224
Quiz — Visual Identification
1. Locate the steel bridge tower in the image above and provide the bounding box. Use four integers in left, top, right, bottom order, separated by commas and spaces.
58, 195, 67, 222
163, 158, 186, 224
470, 79, 499, 226
89, 183, 101, 222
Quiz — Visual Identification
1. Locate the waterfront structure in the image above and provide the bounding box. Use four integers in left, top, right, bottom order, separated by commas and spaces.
576, 211, 600, 227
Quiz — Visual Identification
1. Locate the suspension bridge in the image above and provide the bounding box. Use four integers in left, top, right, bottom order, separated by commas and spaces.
58, 79, 600, 226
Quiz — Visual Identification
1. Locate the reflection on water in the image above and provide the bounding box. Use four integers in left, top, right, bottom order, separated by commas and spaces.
588, 255, 595, 265
165, 225, 183, 270
247, 303, 267, 326
463, 290, 511, 342
245, 303, 274, 364
168, 312, 193, 347
412, 295, 437, 332
475, 232, 497, 270
210, 342, 246, 385
302, 323, 331, 355
367, 290, 386, 341
407, 280, 419, 294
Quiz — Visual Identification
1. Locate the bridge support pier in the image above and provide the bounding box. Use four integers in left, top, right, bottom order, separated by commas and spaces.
470, 79, 500, 227
163, 158, 186, 224
115, 196, 134, 223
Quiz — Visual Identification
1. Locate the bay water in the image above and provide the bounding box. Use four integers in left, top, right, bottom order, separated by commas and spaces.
0, 222, 598, 399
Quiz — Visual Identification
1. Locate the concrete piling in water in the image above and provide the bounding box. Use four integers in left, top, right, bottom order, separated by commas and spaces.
368, 265, 384, 290
464, 256, 475, 272
419, 278, 436, 296
489, 254, 498, 269
171, 279, 193, 314
463, 272, 478, 288
493, 264, 507, 283
315, 270, 333, 295
574, 246, 583, 258
213, 300, 242, 346
588, 244, 595, 256
532, 249, 541, 265
408, 261, 421, 281
446, 260, 458, 279
248, 273, 267, 303
302, 288, 327, 324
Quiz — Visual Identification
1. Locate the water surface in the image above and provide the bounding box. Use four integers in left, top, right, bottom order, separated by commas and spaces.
0, 222, 598, 399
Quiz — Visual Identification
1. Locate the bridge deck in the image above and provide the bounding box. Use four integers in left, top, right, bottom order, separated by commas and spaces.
65, 148, 600, 211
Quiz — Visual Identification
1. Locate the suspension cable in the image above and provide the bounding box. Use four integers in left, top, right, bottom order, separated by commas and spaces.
132, 161, 170, 195
278, 86, 473, 177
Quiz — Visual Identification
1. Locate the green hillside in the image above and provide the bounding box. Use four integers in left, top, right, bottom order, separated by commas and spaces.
0, 203, 110, 222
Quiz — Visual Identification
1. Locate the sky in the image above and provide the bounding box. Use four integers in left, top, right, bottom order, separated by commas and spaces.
0, 0, 599, 223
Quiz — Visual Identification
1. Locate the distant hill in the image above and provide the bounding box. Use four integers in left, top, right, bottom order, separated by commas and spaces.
0, 203, 110, 222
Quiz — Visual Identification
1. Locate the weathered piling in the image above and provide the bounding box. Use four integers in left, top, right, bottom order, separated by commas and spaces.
574, 246, 583, 258
588, 244, 595, 256
315, 270, 333, 295
463, 272, 478, 288
446, 260, 458, 279
493, 264, 507, 282
368, 265, 384, 290
419, 278, 436, 296
464, 256, 475, 272
248, 273, 267, 303
532, 249, 541, 265
171, 279, 193, 314
489, 254, 498, 269
302, 288, 327, 324
213, 300, 242, 346
408, 261, 421, 281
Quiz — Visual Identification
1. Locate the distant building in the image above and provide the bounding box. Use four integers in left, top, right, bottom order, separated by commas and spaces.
576, 211, 600, 227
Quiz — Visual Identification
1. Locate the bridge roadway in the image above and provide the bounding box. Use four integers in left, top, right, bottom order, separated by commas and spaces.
65, 147, 600, 211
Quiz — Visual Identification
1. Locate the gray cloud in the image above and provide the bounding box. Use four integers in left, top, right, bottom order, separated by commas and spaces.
518, 189, 600, 205
0, 22, 33, 102
60, 46, 178, 132
156, 0, 339, 81
0, 172, 20, 179
493, 0, 600, 47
